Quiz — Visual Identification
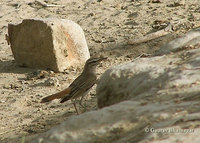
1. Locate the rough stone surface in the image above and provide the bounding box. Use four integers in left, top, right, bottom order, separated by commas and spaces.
155, 28, 200, 55
30, 101, 149, 143
8, 18, 90, 72
96, 30, 200, 108
30, 99, 200, 143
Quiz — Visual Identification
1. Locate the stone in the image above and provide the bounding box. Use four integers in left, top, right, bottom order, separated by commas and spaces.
155, 28, 200, 55
30, 101, 149, 143
96, 55, 173, 108
30, 99, 200, 143
97, 46, 200, 108
8, 18, 90, 72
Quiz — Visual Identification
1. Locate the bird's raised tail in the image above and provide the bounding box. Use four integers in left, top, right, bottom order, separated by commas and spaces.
41, 87, 71, 103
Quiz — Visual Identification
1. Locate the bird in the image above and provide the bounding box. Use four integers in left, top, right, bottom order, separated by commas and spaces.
40, 57, 106, 114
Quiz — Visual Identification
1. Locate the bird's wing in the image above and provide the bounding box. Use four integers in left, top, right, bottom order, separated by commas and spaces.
60, 76, 97, 103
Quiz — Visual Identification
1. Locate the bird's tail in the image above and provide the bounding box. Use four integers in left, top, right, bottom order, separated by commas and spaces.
41, 87, 71, 103
60, 95, 72, 103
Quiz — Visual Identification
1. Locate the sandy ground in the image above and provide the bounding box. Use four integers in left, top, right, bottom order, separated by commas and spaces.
0, 0, 200, 142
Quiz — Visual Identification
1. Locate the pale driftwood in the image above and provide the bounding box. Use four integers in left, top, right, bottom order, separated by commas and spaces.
128, 24, 173, 45
35, 0, 64, 7
132, 53, 152, 62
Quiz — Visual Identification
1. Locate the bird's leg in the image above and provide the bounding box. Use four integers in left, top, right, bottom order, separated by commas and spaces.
79, 95, 85, 108
79, 96, 89, 113
72, 99, 79, 115
79, 90, 91, 110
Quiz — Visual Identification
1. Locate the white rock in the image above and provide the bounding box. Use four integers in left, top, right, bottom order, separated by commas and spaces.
8, 18, 90, 72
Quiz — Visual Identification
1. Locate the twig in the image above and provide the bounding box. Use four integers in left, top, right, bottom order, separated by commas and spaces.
128, 24, 173, 45
132, 53, 152, 62
5, 34, 10, 45
35, 0, 64, 7
183, 67, 200, 70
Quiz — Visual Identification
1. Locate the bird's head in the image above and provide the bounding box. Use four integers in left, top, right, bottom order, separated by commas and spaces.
84, 57, 107, 72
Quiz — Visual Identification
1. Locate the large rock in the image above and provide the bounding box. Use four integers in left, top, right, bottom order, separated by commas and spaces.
30, 100, 199, 143
30, 99, 200, 143
97, 38, 200, 108
155, 28, 200, 55
8, 18, 90, 72
30, 101, 149, 143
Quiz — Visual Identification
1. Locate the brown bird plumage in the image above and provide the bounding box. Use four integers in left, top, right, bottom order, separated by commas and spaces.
40, 87, 71, 103
40, 57, 106, 114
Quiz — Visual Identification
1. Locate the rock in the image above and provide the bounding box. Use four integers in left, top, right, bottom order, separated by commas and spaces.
93, 39, 200, 142
30, 101, 149, 143
96, 55, 173, 108
43, 77, 59, 86
97, 46, 200, 108
30, 99, 200, 143
8, 18, 90, 72
155, 28, 200, 55
26, 69, 55, 80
